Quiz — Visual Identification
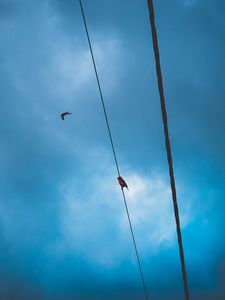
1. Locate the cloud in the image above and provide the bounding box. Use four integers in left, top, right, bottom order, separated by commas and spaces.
56, 165, 196, 267
0, 0, 126, 105
0, 1, 224, 298
46, 32, 125, 98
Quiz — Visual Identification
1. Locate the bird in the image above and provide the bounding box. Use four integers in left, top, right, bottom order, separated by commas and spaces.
61, 112, 72, 120
117, 176, 129, 190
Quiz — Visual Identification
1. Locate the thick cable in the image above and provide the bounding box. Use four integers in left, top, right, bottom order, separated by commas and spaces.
146, 1, 190, 299
79, 1, 149, 299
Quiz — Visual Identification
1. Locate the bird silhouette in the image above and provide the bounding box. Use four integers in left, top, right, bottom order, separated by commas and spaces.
117, 176, 129, 190
61, 112, 72, 120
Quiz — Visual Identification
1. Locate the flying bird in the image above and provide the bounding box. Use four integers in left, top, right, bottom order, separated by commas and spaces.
61, 112, 72, 120
117, 176, 129, 190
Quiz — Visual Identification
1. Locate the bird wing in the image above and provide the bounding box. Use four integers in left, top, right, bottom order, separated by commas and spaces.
61, 112, 72, 120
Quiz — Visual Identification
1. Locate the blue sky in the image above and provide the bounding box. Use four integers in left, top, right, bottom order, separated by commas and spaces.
0, 0, 225, 299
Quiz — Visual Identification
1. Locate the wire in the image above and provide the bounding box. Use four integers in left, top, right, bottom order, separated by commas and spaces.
121, 189, 149, 300
146, 1, 190, 299
79, 0, 120, 177
79, 1, 149, 299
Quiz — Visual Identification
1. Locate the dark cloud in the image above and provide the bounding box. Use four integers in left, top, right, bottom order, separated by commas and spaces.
0, 0, 224, 299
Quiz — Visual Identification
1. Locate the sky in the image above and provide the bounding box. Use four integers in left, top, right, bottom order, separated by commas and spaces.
0, 0, 225, 299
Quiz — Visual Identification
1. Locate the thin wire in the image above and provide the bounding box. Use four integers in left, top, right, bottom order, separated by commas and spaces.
79, 0, 120, 177
121, 189, 149, 300
146, 1, 190, 299
79, 1, 149, 299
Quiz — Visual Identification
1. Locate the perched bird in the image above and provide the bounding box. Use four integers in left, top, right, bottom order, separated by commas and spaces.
117, 176, 129, 190
61, 112, 72, 120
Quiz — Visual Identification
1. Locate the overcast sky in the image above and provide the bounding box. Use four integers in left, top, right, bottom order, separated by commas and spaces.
0, 0, 225, 299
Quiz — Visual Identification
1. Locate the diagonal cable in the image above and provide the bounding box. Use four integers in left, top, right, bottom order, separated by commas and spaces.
121, 189, 149, 300
146, 0, 190, 299
79, 0, 120, 177
78, 1, 149, 299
